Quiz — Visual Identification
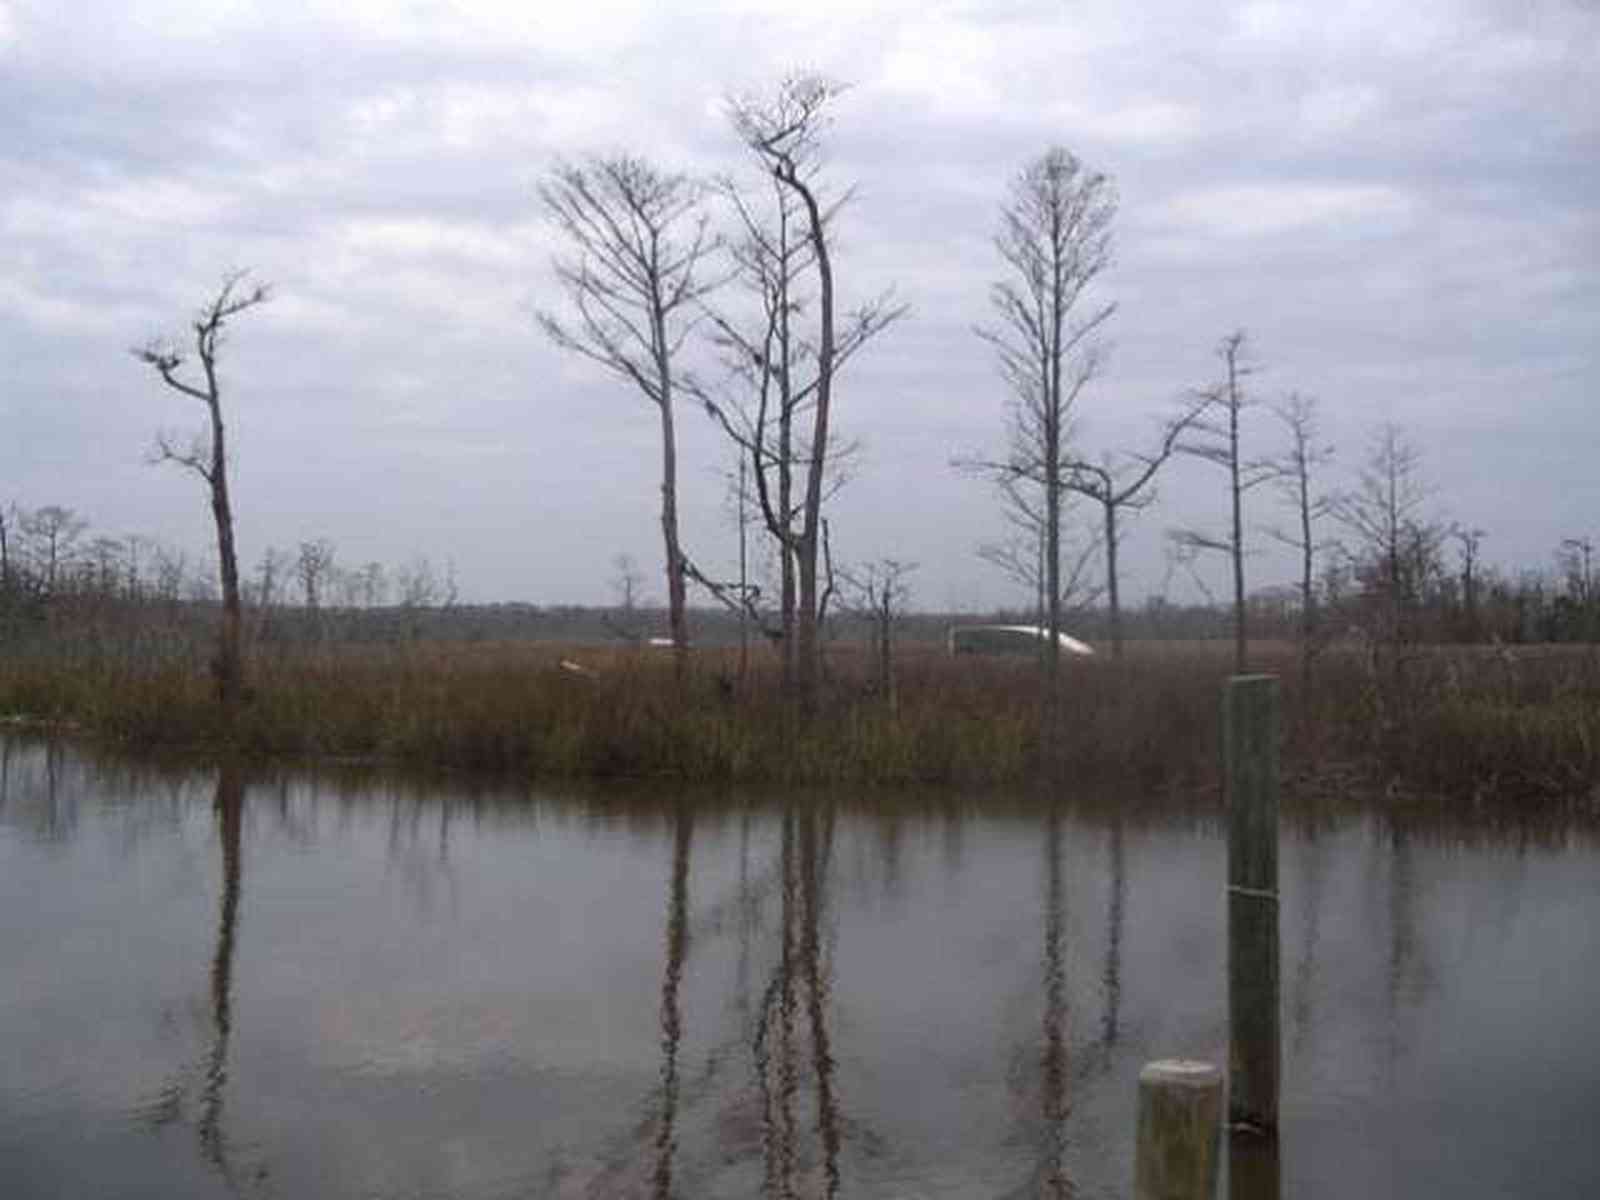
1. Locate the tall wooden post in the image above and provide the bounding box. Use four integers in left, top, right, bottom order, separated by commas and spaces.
1135, 1059, 1223, 1200
1225, 674, 1280, 1136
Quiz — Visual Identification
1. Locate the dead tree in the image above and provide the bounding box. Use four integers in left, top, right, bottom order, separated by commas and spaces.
1062, 399, 1208, 660
1336, 423, 1446, 652
134, 272, 270, 710
839, 557, 917, 710
1173, 330, 1276, 672
1452, 526, 1486, 642
698, 164, 897, 690
724, 74, 907, 709
1266, 392, 1336, 690
970, 146, 1116, 689
537, 155, 719, 673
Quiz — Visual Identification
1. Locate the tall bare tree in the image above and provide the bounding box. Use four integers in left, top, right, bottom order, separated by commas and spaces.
538, 155, 719, 671
970, 146, 1116, 687
134, 272, 270, 710
699, 171, 898, 688
1173, 330, 1276, 671
723, 74, 906, 707
1267, 392, 1336, 690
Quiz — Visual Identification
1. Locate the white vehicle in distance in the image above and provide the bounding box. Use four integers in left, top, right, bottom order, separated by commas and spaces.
947, 625, 1095, 657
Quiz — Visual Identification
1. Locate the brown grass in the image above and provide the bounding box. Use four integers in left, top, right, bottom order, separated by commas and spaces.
1, 634, 1596, 802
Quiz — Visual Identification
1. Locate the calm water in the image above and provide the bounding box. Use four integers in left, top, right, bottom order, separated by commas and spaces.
2, 737, 1598, 1199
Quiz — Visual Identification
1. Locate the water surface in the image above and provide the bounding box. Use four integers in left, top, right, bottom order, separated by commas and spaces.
2, 737, 1597, 1198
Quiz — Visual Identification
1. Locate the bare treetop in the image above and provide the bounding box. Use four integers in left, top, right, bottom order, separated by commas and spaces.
133, 271, 271, 414
727, 74, 844, 182
537, 155, 720, 406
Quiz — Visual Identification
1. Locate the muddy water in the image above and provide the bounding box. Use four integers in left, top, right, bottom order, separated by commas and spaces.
1, 737, 1597, 1198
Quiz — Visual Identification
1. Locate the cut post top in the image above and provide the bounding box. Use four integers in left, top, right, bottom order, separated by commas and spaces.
1140, 1059, 1223, 1089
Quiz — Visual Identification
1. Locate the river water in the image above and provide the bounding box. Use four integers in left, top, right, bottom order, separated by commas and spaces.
1, 736, 1597, 1198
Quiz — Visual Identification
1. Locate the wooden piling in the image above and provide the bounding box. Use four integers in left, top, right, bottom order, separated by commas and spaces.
1224, 674, 1280, 1136
1135, 1058, 1223, 1200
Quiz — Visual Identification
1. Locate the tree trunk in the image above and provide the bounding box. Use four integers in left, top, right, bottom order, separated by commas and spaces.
208, 396, 243, 712
795, 532, 819, 709
792, 171, 834, 713
1230, 397, 1247, 674
1105, 498, 1124, 660
1299, 469, 1314, 696
658, 391, 688, 677
1045, 423, 1062, 691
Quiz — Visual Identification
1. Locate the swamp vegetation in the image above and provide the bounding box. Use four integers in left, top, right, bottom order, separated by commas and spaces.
1, 611, 1597, 806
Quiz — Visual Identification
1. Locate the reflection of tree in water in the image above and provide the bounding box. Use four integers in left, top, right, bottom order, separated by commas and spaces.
752, 804, 843, 1200
1039, 808, 1070, 1198
384, 787, 460, 920
1381, 821, 1435, 1083
563, 802, 849, 1200
1099, 816, 1125, 1059
0, 737, 79, 839
1289, 821, 1328, 1059
994, 807, 1081, 1200
143, 763, 269, 1195
652, 801, 692, 1200
199, 765, 243, 1172
0, 736, 11, 816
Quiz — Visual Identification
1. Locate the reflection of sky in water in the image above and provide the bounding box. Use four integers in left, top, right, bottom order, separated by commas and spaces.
1, 737, 1597, 1199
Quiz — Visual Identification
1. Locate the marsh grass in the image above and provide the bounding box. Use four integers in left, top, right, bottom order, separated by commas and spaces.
1, 634, 1596, 800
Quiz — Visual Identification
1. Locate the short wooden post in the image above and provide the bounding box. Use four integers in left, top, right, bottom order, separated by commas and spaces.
1225, 674, 1280, 1136
1135, 1059, 1223, 1200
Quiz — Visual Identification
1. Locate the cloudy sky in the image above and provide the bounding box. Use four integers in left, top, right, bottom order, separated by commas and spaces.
3, 0, 1596, 611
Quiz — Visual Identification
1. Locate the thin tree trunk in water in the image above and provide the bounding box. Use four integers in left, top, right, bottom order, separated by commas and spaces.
200, 765, 243, 1171
652, 804, 692, 1200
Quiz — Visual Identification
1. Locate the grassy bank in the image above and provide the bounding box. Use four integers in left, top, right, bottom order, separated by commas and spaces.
2, 636, 1597, 801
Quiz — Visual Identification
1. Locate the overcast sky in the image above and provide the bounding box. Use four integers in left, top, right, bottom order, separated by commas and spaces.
3, 0, 1596, 613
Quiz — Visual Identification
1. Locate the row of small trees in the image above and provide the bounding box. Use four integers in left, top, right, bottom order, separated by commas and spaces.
0, 503, 456, 637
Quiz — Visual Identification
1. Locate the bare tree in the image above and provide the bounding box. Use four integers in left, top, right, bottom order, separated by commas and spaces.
247, 545, 291, 644
1266, 392, 1336, 689
134, 272, 270, 709
295, 538, 335, 613
724, 74, 907, 708
697, 170, 895, 684
20, 504, 87, 599
537, 154, 719, 673
1337, 423, 1447, 650
975, 473, 1103, 628
1062, 401, 1209, 659
839, 557, 917, 711
965, 146, 1116, 688
610, 551, 646, 616
1557, 535, 1596, 642
1452, 526, 1487, 641
1172, 330, 1276, 672
0, 502, 17, 600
